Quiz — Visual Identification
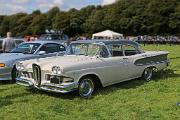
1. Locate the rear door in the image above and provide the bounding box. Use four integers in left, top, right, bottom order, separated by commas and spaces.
122, 44, 140, 79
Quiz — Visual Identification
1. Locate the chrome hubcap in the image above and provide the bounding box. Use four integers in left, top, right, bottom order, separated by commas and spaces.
144, 68, 152, 81
79, 79, 94, 97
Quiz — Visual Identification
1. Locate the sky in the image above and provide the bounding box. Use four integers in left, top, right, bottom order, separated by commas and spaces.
0, 0, 116, 15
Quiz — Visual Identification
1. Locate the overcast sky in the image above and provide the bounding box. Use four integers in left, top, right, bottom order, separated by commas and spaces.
0, 0, 116, 15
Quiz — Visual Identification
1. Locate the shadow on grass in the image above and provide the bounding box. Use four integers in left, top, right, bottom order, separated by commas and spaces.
94, 68, 180, 96
0, 80, 15, 85
27, 88, 79, 100
0, 93, 31, 108
153, 69, 180, 81
94, 78, 145, 96
170, 56, 180, 60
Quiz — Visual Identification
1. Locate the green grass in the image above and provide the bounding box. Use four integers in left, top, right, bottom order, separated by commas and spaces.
0, 44, 180, 120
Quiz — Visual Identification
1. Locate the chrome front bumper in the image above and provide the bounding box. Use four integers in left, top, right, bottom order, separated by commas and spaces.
16, 77, 78, 93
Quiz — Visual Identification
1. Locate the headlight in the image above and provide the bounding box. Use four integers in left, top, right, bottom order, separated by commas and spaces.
52, 66, 62, 75
0, 63, 5, 68
16, 62, 25, 71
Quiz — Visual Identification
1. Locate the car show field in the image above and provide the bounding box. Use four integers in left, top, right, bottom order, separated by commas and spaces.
0, 44, 180, 120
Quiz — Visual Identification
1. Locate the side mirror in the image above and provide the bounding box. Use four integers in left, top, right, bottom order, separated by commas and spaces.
38, 51, 46, 55
96, 54, 102, 59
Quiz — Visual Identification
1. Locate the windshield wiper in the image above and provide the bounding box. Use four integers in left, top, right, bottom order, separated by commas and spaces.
22, 52, 32, 54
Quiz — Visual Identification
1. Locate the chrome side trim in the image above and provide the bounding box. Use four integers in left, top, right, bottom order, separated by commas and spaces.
135, 60, 169, 66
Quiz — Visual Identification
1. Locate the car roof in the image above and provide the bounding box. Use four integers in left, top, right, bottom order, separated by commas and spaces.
71, 39, 139, 47
41, 33, 65, 35
23, 40, 63, 45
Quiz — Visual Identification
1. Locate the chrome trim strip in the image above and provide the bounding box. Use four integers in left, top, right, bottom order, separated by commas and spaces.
136, 60, 169, 66
40, 82, 78, 93
16, 77, 78, 93
32, 64, 41, 86
16, 77, 34, 87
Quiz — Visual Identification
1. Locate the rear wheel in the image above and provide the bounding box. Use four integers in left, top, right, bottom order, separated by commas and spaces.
78, 78, 95, 98
142, 67, 153, 81
11, 67, 18, 83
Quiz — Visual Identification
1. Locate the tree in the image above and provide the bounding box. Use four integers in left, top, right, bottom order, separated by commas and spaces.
46, 6, 60, 31
28, 14, 48, 35
53, 12, 70, 34
0, 0, 179, 37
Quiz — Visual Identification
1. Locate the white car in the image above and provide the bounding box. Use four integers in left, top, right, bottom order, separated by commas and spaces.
16, 40, 169, 97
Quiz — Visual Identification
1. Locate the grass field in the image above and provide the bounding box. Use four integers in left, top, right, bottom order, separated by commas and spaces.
0, 45, 180, 120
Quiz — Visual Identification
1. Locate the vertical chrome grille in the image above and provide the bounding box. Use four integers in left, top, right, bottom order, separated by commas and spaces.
32, 64, 41, 87
21, 72, 34, 79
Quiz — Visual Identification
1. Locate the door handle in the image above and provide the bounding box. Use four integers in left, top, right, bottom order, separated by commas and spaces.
123, 58, 128, 60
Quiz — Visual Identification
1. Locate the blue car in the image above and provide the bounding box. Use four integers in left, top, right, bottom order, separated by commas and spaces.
0, 40, 66, 81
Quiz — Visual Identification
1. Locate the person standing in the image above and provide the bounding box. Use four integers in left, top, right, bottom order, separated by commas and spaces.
2, 32, 16, 53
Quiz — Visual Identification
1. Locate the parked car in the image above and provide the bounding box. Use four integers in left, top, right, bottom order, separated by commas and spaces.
0, 41, 66, 81
16, 40, 169, 97
0, 38, 24, 53
38, 33, 69, 45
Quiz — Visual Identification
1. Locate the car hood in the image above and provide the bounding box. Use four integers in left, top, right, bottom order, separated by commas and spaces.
0, 53, 34, 63
23, 55, 100, 72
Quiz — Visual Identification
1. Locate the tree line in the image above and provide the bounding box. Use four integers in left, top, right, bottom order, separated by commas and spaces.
0, 0, 179, 37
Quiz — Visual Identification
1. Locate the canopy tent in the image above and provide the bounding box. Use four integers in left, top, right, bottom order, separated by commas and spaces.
92, 30, 123, 39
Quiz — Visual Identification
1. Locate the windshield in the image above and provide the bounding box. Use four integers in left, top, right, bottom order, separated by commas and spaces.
11, 43, 41, 54
138, 44, 145, 53
67, 43, 109, 57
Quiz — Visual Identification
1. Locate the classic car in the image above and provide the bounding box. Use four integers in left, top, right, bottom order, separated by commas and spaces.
16, 40, 169, 97
0, 41, 66, 81
0, 38, 23, 53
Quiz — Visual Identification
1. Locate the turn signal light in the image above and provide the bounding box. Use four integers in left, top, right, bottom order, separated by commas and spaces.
0, 63, 5, 68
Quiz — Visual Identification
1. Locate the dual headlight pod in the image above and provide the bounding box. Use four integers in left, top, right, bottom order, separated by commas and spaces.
52, 66, 62, 75
16, 62, 25, 71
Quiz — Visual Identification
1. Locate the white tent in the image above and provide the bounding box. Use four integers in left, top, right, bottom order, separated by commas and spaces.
92, 30, 123, 39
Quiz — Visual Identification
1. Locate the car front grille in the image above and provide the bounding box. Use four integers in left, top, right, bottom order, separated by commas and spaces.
21, 71, 33, 79
32, 64, 41, 87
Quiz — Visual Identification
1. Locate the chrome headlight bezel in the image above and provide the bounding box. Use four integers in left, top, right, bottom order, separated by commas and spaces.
16, 62, 25, 71
52, 66, 62, 75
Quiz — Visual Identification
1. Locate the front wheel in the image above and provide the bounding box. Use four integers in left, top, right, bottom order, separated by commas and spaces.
142, 67, 153, 81
78, 78, 95, 98
11, 67, 18, 83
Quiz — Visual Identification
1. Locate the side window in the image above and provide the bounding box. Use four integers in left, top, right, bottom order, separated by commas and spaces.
123, 44, 137, 56
59, 45, 66, 51
39, 43, 60, 54
108, 44, 124, 57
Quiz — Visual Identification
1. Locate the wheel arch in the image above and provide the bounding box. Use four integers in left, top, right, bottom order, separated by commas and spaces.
145, 65, 158, 72
78, 73, 103, 88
